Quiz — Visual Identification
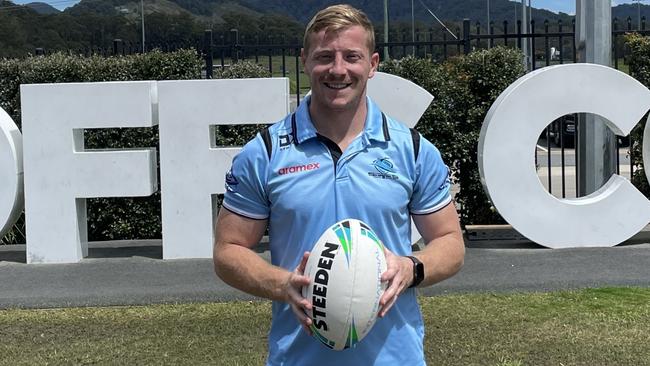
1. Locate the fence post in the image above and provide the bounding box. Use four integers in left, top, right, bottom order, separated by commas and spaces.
113, 39, 122, 56
203, 30, 213, 79
488, 21, 494, 48
463, 19, 471, 54
544, 20, 550, 67
230, 28, 239, 63
558, 20, 564, 64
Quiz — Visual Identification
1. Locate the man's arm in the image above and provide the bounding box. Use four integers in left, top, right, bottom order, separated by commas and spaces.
410, 202, 465, 286
379, 202, 464, 316
213, 207, 313, 331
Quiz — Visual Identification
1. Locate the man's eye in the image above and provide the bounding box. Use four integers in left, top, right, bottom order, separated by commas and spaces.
347, 54, 361, 61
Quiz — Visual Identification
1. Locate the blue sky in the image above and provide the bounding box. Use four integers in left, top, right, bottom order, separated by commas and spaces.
7, 0, 647, 13
13, 0, 79, 10
532, 0, 639, 15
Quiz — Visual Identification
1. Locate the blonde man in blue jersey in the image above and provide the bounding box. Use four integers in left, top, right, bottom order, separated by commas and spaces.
214, 4, 465, 365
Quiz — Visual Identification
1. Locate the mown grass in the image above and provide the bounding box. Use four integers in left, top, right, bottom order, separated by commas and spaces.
1, 287, 649, 365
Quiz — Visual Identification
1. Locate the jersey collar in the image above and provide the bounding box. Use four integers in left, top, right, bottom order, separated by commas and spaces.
292, 95, 391, 146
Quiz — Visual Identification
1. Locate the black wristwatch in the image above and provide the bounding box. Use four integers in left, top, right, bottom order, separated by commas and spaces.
406, 256, 424, 288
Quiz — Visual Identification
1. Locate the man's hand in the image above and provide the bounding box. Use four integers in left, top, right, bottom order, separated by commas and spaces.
378, 247, 414, 317
284, 251, 313, 334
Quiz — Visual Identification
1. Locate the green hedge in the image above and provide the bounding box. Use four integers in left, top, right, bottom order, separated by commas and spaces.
0, 51, 270, 243
381, 47, 525, 225
625, 33, 650, 197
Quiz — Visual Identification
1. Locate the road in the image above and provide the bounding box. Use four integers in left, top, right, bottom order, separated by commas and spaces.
2, 241, 650, 309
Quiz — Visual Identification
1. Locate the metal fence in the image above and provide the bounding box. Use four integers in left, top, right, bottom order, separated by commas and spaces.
30, 16, 650, 199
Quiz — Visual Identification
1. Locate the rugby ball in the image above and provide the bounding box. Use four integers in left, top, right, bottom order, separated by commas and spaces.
302, 219, 387, 350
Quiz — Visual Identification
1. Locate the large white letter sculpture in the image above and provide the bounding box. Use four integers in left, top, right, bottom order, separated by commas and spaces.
0, 108, 23, 238
21, 82, 159, 263
158, 79, 290, 259
479, 63, 650, 248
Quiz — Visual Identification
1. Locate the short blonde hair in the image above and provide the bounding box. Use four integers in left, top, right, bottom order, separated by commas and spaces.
303, 4, 375, 54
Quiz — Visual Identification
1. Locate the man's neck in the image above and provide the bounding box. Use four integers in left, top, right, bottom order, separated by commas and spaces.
309, 97, 367, 150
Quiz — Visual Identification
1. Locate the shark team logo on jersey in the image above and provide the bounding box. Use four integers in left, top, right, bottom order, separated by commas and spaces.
225, 169, 239, 192
368, 158, 398, 180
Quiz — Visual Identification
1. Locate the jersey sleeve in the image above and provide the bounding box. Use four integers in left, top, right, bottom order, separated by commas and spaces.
409, 135, 452, 215
222, 134, 270, 219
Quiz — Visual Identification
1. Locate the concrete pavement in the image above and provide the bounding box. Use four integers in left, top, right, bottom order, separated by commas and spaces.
1, 236, 649, 309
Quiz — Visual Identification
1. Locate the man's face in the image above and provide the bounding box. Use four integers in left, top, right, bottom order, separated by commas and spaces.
301, 25, 379, 113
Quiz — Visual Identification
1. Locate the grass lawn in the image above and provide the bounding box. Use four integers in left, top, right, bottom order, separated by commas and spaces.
1, 287, 649, 365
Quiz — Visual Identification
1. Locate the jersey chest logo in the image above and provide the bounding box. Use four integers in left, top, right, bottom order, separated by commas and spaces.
278, 163, 320, 175
368, 158, 399, 180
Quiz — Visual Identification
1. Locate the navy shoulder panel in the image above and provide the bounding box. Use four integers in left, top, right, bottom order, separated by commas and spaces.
260, 127, 272, 160
409, 128, 421, 162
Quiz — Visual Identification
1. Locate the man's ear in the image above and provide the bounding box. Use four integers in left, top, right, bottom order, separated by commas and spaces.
368, 52, 380, 78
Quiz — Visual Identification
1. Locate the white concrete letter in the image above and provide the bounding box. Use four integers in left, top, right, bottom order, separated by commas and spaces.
0, 107, 23, 238
21, 81, 159, 263
479, 64, 650, 248
158, 78, 290, 259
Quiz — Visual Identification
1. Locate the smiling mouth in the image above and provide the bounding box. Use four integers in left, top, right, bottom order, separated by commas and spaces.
325, 82, 352, 90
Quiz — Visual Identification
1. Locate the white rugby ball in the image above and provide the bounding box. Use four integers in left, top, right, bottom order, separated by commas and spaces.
302, 219, 387, 350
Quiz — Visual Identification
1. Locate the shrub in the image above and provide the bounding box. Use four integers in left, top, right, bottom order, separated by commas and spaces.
624, 33, 650, 197
381, 47, 525, 225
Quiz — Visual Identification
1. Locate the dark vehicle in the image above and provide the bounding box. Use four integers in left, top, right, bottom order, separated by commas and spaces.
547, 114, 575, 147
547, 114, 630, 147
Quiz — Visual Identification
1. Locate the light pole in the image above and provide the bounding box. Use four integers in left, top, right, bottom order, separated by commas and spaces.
384, 0, 389, 60
521, 0, 529, 70
487, 0, 491, 47
141, 0, 145, 53
637, 0, 643, 29
412, 0, 415, 55
575, 0, 616, 196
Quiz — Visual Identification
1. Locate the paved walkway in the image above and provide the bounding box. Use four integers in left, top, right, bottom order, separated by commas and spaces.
1, 238, 649, 309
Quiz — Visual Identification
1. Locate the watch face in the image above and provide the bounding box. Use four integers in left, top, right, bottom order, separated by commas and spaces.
408, 256, 424, 288
415, 262, 424, 281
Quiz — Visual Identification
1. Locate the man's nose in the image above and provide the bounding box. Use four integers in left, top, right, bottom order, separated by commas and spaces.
329, 54, 346, 76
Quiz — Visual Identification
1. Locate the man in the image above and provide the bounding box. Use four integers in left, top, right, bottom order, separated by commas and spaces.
213, 4, 464, 365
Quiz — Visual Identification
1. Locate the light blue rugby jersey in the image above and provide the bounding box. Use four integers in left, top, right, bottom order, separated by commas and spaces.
223, 96, 451, 366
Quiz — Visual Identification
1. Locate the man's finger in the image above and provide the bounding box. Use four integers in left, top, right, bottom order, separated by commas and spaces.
291, 303, 313, 325
297, 251, 310, 273
380, 284, 398, 307
379, 294, 398, 318
381, 267, 397, 282
288, 286, 312, 310
290, 274, 311, 288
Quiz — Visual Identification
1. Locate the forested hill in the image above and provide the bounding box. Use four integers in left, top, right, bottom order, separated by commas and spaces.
65, 0, 573, 24
1, 0, 649, 59
25, 2, 59, 14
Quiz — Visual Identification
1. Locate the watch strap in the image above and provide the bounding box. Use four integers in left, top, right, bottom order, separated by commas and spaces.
406, 255, 424, 288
